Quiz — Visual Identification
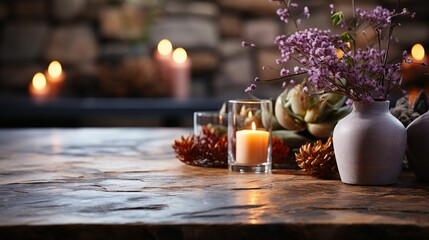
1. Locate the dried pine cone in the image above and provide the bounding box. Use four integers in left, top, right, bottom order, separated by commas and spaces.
172, 135, 202, 163
172, 127, 228, 168
295, 137, 338, 179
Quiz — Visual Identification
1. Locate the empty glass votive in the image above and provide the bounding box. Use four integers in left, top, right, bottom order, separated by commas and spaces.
228, 99, 273, 173
193, 111, 227, 135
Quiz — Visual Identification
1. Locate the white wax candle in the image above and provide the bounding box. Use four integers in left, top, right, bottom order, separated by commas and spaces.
171, 47, 191, 99
236, 122, 269, 164
154, 39, 173, 82
29, 72, 50, 102
45, 60, 65, 97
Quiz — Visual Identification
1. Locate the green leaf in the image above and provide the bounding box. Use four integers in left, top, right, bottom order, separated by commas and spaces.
331, 11, 344, 26
340, 32, 354, 43
342, 55, 353, 66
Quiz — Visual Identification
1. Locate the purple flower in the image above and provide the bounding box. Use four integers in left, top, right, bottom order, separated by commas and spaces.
404, 57, 412, 64
329, 4, 335, 14
241, 41, 255, 47
303, 6, 310, 18
282, 81, 288, 88
277, 8, 290, 23
246, 1, 413, 103
245, 84, 257, 93
346, 99, 353, 106
280, 68, 289, 76
273, 26, 406, 102
356, 6, 393, 28
293, 66, 300, 74
302, 86, 309, 93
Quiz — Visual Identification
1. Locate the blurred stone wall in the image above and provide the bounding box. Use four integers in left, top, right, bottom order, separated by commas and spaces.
0, 0, 427, 99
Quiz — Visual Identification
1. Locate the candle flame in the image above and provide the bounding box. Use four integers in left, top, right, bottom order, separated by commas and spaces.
248, 111, 252, 117
157, 39, 172, 56
32, 72, 47, 90
48, 60, 62, 79
251, 121, 256, 131
411, 43, 425, 61
173, 48, 187, 64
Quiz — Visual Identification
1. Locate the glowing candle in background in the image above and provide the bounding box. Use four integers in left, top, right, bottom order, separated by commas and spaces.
402, 43, 427, 72
171, 47, 191, 99
29, 72, 50, 102
154, 39, 173, 83
235, 121, 269, 165
157, 39, 173, 56
47, 60, 64, 83
46, 60, 65, 97
411, 43, 426, 62
402, 43, 428, 105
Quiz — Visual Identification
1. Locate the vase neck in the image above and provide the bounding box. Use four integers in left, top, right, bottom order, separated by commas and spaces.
353, 101, 390, 114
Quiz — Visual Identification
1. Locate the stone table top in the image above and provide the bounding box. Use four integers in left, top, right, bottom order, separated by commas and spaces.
0, 128, 429, 240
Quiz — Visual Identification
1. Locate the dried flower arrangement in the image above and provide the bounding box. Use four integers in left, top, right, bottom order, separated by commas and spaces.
244, 0, 418, 104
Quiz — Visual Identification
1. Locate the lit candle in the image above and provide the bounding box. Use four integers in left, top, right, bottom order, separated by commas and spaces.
412, 44, 426, 60
236, 121, 270, 164
29, 72, 50, 102
402, 43, 428, 105
154, 39, 173, 82
171, 47, 191, 99
45, 60, 65, 97
402, 43, 427, 71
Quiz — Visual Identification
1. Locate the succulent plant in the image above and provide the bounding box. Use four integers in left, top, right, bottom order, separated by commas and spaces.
275, 81, 350, 138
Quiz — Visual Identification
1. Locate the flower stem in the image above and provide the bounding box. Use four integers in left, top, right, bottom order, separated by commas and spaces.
351, 0, 357, 55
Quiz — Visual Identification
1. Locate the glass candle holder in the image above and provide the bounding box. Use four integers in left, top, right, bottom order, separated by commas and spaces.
193, 111, 227, 135
228, 99, 272, 173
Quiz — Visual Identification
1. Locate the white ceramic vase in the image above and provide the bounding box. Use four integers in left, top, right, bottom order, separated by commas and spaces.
333, 101, 406, 185
406, 111, 429, 181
